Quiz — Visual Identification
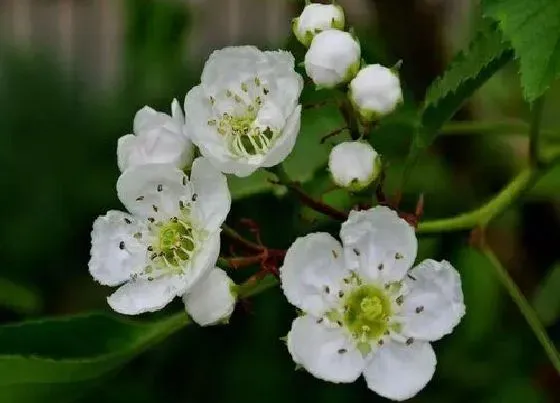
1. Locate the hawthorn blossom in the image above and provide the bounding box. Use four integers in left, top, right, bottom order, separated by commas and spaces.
280, 206, 465, 401
89, 157, 233, 322
293, 2, 345, 47
184, 46, 303, 177
329, 141, 381, 191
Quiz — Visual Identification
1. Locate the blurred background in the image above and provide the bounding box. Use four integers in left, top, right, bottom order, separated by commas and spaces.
0, 0, 559, 402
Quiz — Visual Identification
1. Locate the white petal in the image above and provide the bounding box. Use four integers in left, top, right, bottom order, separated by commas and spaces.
133, 106, 162, 134
187, 230, 221, 291
287, 315, 365, 383
401, 259, 465, 341
171, 98, 185, 126
293, 3, 345, 46
340, 206, 417, 283
261, 105, 302, 168
183, 267, 236, 326
363, 340, 436, 401
89, 210, 148, 286
190, 157, 231, 232
107, 275, 184, 315
279, 232, 347, 316
117, 163, 193, 219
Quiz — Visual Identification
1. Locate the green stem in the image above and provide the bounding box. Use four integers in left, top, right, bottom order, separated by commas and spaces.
529, 96, 546, 166
440, 120, 558, 139
481, 248, 560, 374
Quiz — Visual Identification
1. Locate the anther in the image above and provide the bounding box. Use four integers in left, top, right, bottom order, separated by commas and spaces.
331, 249, 338, 258
124, 218, 132, 224
395, 252, 403, 260
407, 273, 417, 281
415, 306, 424, 314
182, 176, 187, 186
263, 87, 269, 95
171, 217, 178, 223
338, 290, 344, 298
396, 295, 404, 305
336, 320, 343, 326
406, 337, 414, 346
148, 217, 155, 223
119, 241, 125, 250
147, 246, 154, 252
324, 286, 330, 294
192, 193, 198, 201
157, 184, 163, 192
378, 263, 384, 270
338, 348, 347, 354
353, 248, 360, 256
136, 195, 144, 201
378, 339, 385, 346
152, 205, 158, 212
150, 253, 157, 260
316, 317, 323, 324
179, 200, 185, 210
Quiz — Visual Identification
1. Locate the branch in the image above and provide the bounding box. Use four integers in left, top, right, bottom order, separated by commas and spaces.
267, 165, 348, 221
417, 149, 560, 234
480, 247, 560, 374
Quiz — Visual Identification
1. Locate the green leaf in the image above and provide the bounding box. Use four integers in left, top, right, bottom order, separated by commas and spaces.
0, 278, 42, 314
533, 263, 560, 326
483, 0, 560, 101
0, 312, 188, 402
418, 23, 513, 149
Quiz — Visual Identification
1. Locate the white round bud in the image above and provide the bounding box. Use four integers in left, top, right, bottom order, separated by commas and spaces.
292, 3, 345, 47
328, 141, 381, 191
349, 64, 403, 122
304, 30, 360, 89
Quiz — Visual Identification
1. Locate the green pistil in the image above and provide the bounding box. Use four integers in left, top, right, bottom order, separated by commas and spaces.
155, 220, 195, 268
343, 285, 392, 342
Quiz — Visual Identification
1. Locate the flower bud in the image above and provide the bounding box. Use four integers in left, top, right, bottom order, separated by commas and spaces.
328, 141, 381, 191
292, 3, 345, 47
349, 64, 402, 122
304, 30, 360, 88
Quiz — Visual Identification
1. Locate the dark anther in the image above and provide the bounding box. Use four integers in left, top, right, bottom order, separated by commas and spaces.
353, 248, 361, 256
119, 241, 125, 250
316, 318, 324, 324
407, 274, 417, 281
338, 290, 344, 298
182, 176, 187, 186
148, 217, 155, 223
378, 339, 384, 346
395, 252, 403, 260
415, 306, 424, 314
152, 205, 158, 212
150, 253, 157, 260
338, 348, 347, 354
124, 218, 132, 224
324, 286, 330, 294
378, 263, 384, 270
157, 184, 163, 192
332, 249, 338, 258
179, 200, 185, 210
171, 217, 178, 223
396, 295, 404, 305
192, 193, 198, 201
136, 195, 144, 201
147, 246, 154, 252
406, 337, 414, 346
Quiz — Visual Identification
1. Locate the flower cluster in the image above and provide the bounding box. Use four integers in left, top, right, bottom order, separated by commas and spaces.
88, 1, 465, 400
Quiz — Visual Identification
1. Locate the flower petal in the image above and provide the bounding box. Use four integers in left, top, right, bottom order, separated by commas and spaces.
340, 206, 417, 283
261, 105, 302, 168
183, 267, 236, 326
287, 315, 365, 383
117, 163, 193, 219
401, 259, 465, 341
190, 157, 231, 232
89, 210, 148, 286
279, 232, 347, 316
187, 230, 221, 291
363, 340, 436, 401
107, 275, 184, 315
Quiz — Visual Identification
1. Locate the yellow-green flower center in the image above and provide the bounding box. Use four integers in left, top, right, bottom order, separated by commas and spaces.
149, 219, 197, 272
343, 285, 392, 342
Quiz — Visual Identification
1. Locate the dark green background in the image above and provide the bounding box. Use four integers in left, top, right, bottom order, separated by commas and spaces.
0, 0, 558, 402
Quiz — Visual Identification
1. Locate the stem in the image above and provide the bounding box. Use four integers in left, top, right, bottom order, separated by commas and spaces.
481, 248, 560, 374
441, 120, 558, 139
339, 98, 361, 140
529, 96, 546, 166
221, 224, 264, 251
268, 165, 348, 221
237, 274, 279, 299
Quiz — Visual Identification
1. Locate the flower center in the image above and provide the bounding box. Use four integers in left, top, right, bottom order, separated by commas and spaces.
207, 76, 277, 158
144, 217, 198, 276
343, 285, 392, 343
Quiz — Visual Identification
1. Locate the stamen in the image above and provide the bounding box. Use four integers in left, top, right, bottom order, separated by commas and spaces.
395, 252, 403, 260
406, 337, 414, 345
119, 241, 125, 250
324, 285, 330, 294
136, 196, 144, 201
415, 306, 424, 314
152, 205, 158, 212
396, 295, 404, 305
157, 184, 163, 192
378, 263, 384, 270
353, 248, 361, 256
337, 348, 347, 354
124, 218, 132, 224
182, 176, 187, 186
331, 249, 338, 258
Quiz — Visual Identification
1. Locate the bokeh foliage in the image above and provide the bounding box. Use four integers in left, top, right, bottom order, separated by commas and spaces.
0, 0, 558, 402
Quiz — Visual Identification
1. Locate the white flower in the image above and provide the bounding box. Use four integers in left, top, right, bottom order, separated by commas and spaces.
329, 141, 381, 191
349, 64, 403, 122
280, 206, 465, 401
304, 30, 360, 88
184, 46, 303, 177
117, 99, 194, 172
89, 157, 231, 317
293, 2, 345, 47
183, 267, 237, 325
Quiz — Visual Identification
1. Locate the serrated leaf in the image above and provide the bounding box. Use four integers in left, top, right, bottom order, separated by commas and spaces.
417, 23, 513, 149
483, 0, 560, 101
0, 312, 188, 402
533, 263, 560, 326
